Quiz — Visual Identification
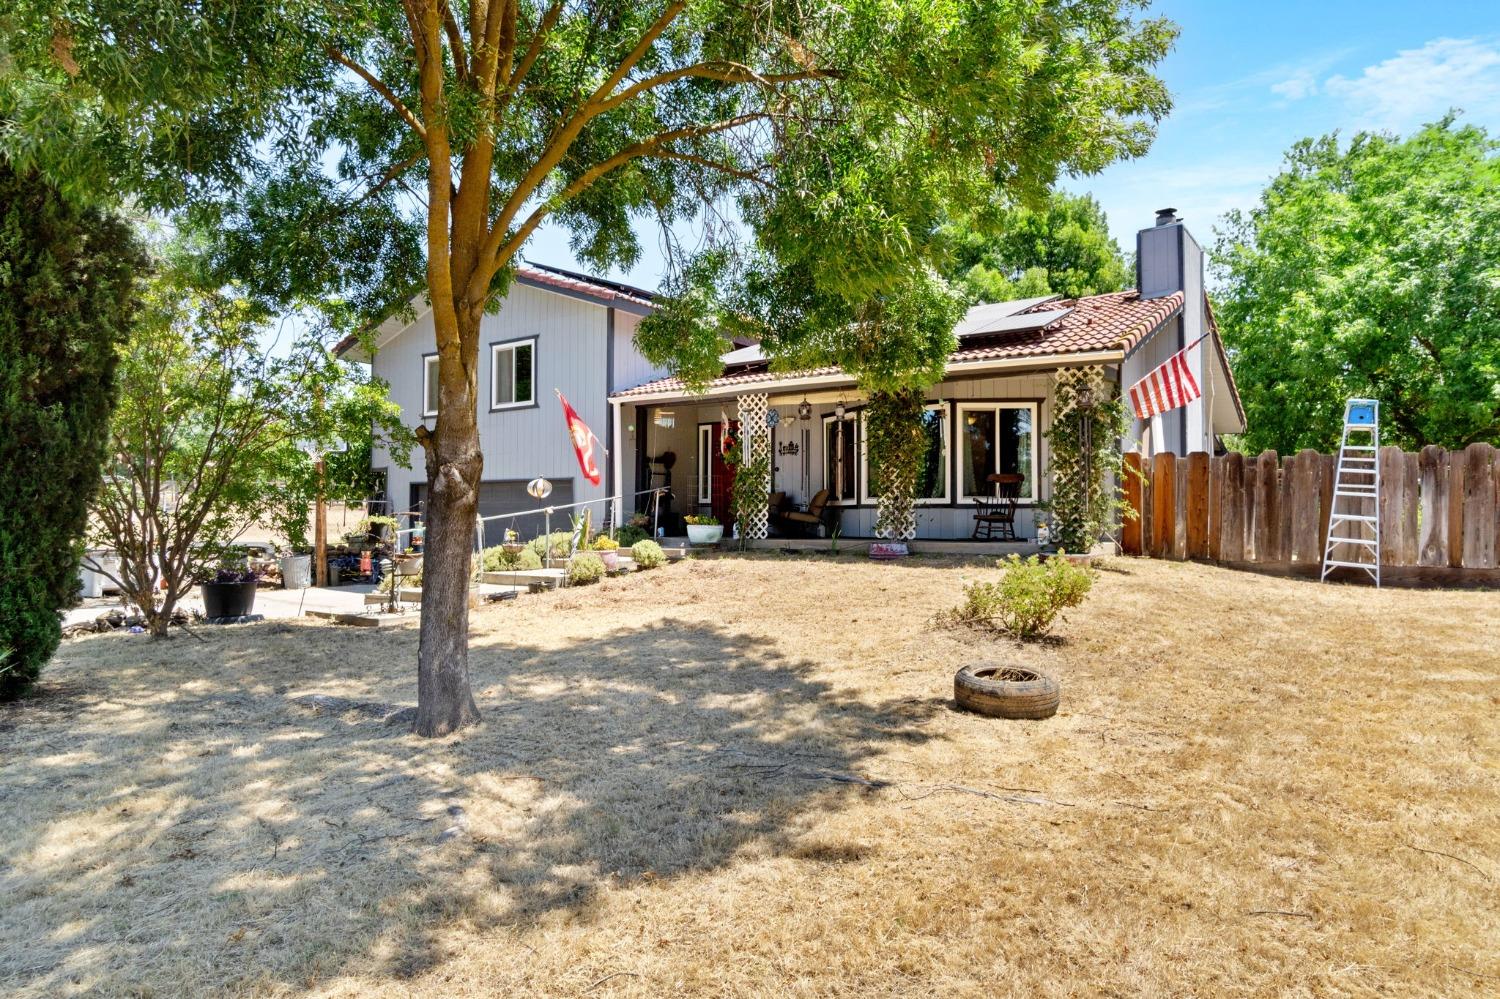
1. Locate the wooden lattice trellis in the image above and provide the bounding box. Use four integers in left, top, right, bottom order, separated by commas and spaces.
736, 392, 771, 539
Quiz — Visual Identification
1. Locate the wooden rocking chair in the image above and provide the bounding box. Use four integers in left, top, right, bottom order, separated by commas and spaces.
972, 473, 1023, 540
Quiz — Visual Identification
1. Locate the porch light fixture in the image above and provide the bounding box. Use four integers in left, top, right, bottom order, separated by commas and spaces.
834, 400, 846, 419
798, 398, 812, 421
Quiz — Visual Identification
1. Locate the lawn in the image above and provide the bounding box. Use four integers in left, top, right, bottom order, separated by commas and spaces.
1, 555, 1496, 997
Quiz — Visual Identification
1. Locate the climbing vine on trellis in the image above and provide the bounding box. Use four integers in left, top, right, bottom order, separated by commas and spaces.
1043, 366, 1133, 553
866, 389, 926, 541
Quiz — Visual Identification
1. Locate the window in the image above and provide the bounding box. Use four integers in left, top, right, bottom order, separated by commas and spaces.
490, 338, 535, 409
422, 355, 439, 417
823, 412, 860, 502
696, 424, 713, 504
860, 404, 949, 504
958, 403, 1037, 502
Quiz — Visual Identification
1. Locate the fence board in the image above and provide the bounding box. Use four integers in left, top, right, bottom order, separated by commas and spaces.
1379, 446, 1405, 566
1220, 452, 1245, 561
1418, 446, 1447, 566
1462, 443, 1496, 568
1291, 450, 1321, 563
1186, 452, 1210, 559
1243, 460, 1260, 562
1278, 453, 1295, 563
1318, 453, 1336, 558
1447, 451, 1466, 569
1401, 451, 1419, 565
1121, 452, 1144, 555
1208, 455, 1225, 561
1254, 450, 1280, 562
1174, 456, 1189, 559
1151, 452, 1176, 559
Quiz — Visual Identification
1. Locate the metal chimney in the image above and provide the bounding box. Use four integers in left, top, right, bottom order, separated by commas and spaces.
1155, 207, 1179, 227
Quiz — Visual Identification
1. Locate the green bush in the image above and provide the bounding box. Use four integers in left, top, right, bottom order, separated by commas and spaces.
1, 162, 144, 699
949, 554, 1094, 640
630, 539, 666, 569
526, 531, 575, 561
482, 545, 543, 572
567, 552, 606, 585
615, 524, 649, 548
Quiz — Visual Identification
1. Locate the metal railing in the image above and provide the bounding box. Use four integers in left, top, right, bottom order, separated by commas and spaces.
471, 486, 671, 570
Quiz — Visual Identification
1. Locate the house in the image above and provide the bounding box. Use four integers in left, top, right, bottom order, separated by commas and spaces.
343, 211, 1243, 545
335, 262, 664, 544
609, 209, 1245, 541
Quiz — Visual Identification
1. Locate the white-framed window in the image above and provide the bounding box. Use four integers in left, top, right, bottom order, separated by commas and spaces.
958, 402, 1038, 503
696, 424, 714, 504
422, 354, 439, 417
860, 404, 949, 505
822, 411, 860, 503
490, 338, 535, 409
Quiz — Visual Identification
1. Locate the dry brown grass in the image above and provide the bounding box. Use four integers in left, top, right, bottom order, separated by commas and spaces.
1, 555, 1496, 997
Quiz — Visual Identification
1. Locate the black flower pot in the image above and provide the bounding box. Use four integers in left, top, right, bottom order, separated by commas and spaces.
202, 580, 258, 618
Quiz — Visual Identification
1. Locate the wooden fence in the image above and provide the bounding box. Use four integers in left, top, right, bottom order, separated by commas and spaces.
1120, 444, 1500, 584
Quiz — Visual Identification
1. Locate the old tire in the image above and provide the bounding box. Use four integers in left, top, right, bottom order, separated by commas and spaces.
954, 663, 1059, 719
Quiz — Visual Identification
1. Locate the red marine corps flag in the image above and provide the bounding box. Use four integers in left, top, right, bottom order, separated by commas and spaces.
556, 390, 601, 485
1128, 333, 1207, 420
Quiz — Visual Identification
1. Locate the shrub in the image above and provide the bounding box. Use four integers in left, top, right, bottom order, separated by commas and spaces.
567, 552, 606, 585
379, 570, 422, 593
526, 531, 575, 561
631, 539, 666, 569
948, 554, 1093, 640
616, 524, 649, 548
590, 535, 620, 551
1, 162, 144, 698
482, 545, 543, 572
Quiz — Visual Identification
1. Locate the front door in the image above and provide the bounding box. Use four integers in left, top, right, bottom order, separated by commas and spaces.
708, 421, 738, 526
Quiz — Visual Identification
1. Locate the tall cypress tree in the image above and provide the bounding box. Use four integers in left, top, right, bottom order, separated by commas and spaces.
0, 161, 142, 699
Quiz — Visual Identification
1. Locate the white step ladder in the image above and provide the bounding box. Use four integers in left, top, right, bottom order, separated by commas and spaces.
1321, 398, 1381, 586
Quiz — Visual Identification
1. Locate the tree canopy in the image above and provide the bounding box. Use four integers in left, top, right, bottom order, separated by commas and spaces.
941, 189, 1132, 303
0, 160, 143, 698
5, 1, 1176, 734
1213, 117, 1500, 452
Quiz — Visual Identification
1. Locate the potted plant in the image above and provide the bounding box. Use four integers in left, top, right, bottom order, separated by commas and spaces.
350, 514, 399, 550
201, 566, 260, 618
685, 514, 723, 545
502, 527, 525, 555
591, 534, 621, 569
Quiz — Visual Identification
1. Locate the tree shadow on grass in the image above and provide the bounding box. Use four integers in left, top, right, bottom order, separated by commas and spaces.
0, 615, 944, 995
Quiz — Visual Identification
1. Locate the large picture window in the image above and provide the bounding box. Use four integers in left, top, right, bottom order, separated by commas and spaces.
823, 412, 860, 502
861, 404, 948, 504
959, 403, 1037, 502
422, 354, 439, 417
490, 338, 535, 409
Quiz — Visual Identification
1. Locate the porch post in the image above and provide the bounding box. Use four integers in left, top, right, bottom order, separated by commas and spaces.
736, 392, 771, 539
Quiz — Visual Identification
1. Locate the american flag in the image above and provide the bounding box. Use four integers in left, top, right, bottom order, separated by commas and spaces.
1128, 335, 1206, 420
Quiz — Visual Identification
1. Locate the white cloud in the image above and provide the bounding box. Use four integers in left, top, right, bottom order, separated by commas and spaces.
1323, 37, 1500, 131
1270, 72, 1317, 101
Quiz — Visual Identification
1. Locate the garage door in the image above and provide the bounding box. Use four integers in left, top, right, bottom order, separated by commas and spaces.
408, 479, 576, 547
477, 479, 575, 546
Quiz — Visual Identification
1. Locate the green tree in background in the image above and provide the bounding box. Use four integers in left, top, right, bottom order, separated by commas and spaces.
7, 1, 1174, 734
0, 160, 143, 699
942, 190, 1132, 303
1214, 117, 1500, 452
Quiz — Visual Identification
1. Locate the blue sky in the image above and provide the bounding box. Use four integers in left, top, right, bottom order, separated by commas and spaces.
524, 0, 1500, 291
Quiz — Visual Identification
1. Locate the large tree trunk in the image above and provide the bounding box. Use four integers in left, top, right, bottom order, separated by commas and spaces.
412, 310, 484, 737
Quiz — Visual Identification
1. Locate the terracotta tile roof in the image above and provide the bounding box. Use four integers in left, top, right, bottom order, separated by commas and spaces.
334, 264, 655, 358
613, 288, 1186, 399
514, 263, 654, 307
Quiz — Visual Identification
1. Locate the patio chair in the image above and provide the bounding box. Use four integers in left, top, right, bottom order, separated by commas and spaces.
782, 489, 832, 538
766, 491, 791, 533
972, 473, 1024, 540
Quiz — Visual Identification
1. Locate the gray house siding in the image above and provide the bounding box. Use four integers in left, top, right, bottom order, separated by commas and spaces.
370, 282, 665, 533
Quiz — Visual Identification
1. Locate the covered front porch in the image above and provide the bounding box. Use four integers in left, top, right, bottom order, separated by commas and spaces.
611, 362, 1106, 543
